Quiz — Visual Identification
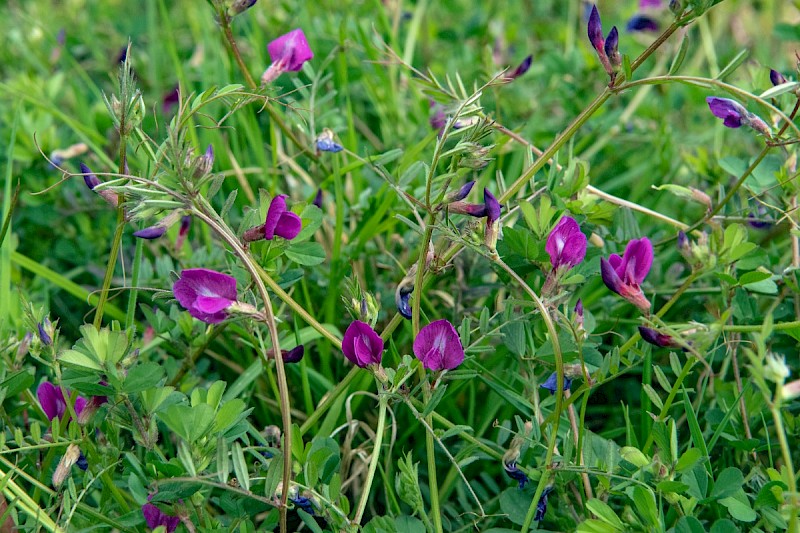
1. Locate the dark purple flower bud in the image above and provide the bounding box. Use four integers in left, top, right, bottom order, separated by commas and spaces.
37, 321, 52, 346
706, 97, 746, 128
541, 372, 572, 393
162, 85, 180, 114
142, 503, 180, 533
574, 299, 584, 329
445, 181, 476, 203
484, 189, 501, 224
506, 55, 533, 80
312, 188, 323, 208
638, 326, 677, 348
264, 194, 302, 241
626, 15, 660, 32
534, 486, 554, 522
282, 345, 305, 363
503, 461, 529, 489
546, 216, 587, 271
316, 129, 343, 153
677, 231, 689, 252
76, 451, 89, 471
604, 27, 620, 68
117, 46, 128, 64
413, 319, 465, 371
600, 237, 653, 312
747, 213, 771, 229
342, 320, 384, 368
770, 69, 787, 87
80, 163, 100, 190
396, 288, 412, 319
173, 268, 238, 324
429, 101, 447, 132
587, 5, 605, 53
133, 226, 167, 240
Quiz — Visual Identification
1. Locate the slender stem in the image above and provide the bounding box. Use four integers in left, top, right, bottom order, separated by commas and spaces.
642, 358, 696, 454
353, 394, 388, 524
770, 387, 798, 531
125, 235, 144, 330
491, 257, 563, 533
192, 206, 292, 533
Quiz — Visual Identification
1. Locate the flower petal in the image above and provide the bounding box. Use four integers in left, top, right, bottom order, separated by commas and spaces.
623, 238, 653, 285
264, 194, 288, 240
413, 319, 464, 371
342, 321, 383, 368
37, 382, 66, 421
194, 295, 234, 314
600, 257, 624, 296
267, 28, 313, 72
274, 211, 302, 240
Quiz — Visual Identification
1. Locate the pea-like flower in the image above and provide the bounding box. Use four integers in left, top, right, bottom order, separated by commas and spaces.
540, 372, 572, 393
546, 216, 587, 271
37, 381, 87, 421
173, 268, 238, 324
342, 320, 384, 368
80, 163, 119, 207
413, 319, 465, 371
265, 194, 302, 240
142, 501, 180, 533
770, 69, 787, 86
504, 54, 533, 81
534, 486, 555, 522
316, 128, 343, 153
706, 97, 771, 137
638, 326, 678, 348
600, 237, 653, 313
261, 29, 313, 84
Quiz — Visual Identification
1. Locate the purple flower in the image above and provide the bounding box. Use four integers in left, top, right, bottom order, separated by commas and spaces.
133, 226, 167, 240
342, 321, 384, 367
413, 319, 465, 371
268, 29, 313, 71
638, 326, 677, 348
639, 0, 663, 7
626, 15, 659, 32
142, 503, 180, 533
429, 101, 447, 132
37, 381, 87, 421
534, 486, 554, 522
770, 69, 787, 86
600, 237, 653, 313
265, 194, 302, 240
173, 268, 238, 324
312, 188, 323, 208
545, 216, 587, 271
506, 55, 533, 80
541, 372, 572, 393
162, 85, 180, 114
706, 97, 746, 128
445, 181, 475, 203
587, 5, 605, 53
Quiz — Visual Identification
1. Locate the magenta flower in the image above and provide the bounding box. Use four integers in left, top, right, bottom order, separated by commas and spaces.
142, 503, 180, 533
639, 0, 663, 7
173, 268, 238, 324
600, 237, 653, 312
342, 320, 384, 368
413, 319, 465, 371
268, 29, 313, 71
546, 216, 587, 271
265, 194, 302, 241
37, 381, 87, 421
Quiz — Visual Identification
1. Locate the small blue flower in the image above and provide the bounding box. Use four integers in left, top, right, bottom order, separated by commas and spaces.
316, 129, 343, 153
290, 495, 315, 515
534, 486, 554, 522
37, 319, 52, 346
396, 289, 412, 320
76, 451, 89, 471
503, 461, 529, 489
626, 15, 659, 32
540, 372, 571, 393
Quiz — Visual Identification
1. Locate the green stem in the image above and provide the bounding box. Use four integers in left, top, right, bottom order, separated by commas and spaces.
491, 257, 563, 533
93, 179, 127, 328
125, 235, 144, 330
770, 387, 798, 531
353, 394, 388, 524
192, 206, 292, 533
642, 358, 696, 454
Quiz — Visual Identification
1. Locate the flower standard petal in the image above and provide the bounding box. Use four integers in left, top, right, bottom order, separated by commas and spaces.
706, 97, 745, 128
600, 257, 624, 296
267, 28, 313, 72
546, 216, 586, 270
413, 319, 465, 371
264, 195, 301, 240
173, 269, 238, 324
623, 238, 653, 285
274, 211, 302, 240
484, 189, 501, 224
37, 382, 66, 420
